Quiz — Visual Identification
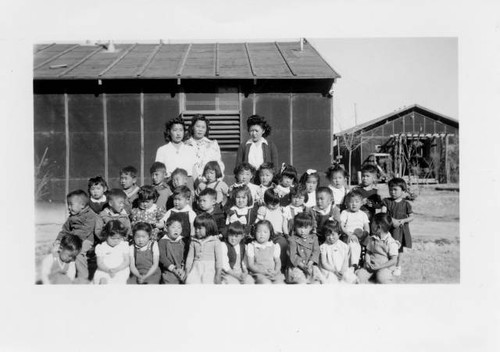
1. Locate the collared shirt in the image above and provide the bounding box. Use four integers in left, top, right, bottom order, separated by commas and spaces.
226, 205, 254, 225
365, 233, 400, 267
221, 242, 247, 272
246, 241, 280, 258
155, 142, 197, 177
161, 205, 197, 226
289, 234, 320, 266
247, 138, 268, 170
340, 209, 369, 233
304, 191, 316, 207
329, 185, 347, 206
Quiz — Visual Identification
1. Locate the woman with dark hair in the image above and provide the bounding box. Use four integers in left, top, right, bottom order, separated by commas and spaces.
235, 114, 279, 172
155, 116, 197, 179
184, 114, 225, 178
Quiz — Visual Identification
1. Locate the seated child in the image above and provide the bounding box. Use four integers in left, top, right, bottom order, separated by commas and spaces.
196, 188, 226, 238
287, 212, 321, 284
299, 169, 320, 208
99, 189, 132, 240
225, 185, 258, 239
128, 222, 161, 285
221, 222, 253, 284
312, 187, 341, 243
54, 189, 102, 281
120, 166, 140, 213
274, 163, 298, 207
161, 186, 197, 239
41, 234, 82, 285
357, 213, 400, 284
158, 216, 186, 284
150, 161, 172, 209
255, 162, 276, 205
246, 220, 285, 284
166, 168, 192, 210
339, 190, 370, 268
228, 163, 259, 207
283, 185, 314, 231
352, 164, 382, 222
318, 220, 357, 284
326, 165, 349, 210
185, 214, 223, 284
194, 161, 229, 207
88, 176, 108, 214
130, 185, 166, 241
93, 220, 130, 285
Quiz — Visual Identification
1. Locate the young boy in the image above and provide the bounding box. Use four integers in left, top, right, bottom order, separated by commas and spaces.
352, 164, 382, 222
42, 234, 82, 284
55, 190, 103, 281
120, 166, 140, 213
88, 176, 108, 214
150, 162, 172, 209
161, 186, 197, 239
166, 168, 192, 210
311, 187, 341, 244
196, 188, 226, 237
99, 189, 133, 240
220, 222, 253, 284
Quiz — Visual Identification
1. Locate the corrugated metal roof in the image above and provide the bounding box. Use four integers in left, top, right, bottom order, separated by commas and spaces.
33, 39, 340, 80
336, 104, 459, 135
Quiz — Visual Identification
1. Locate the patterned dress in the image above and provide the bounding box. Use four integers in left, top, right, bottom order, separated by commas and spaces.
130, 204, 167, 240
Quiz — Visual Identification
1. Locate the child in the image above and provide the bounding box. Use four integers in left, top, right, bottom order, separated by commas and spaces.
312, 187, 341, 243
283, 186, 313, 231
255, 162, 276, 205
246, 220, 285, 284
357, 213, 400, 284
128, 222, 161, 284
381, 178, 414, 276
299, 169, 320, 208
88, 176, 108, 214
221, 222, 253, 284
158, 217, 186, 284
130, 185, 166, 241
194, 161, 229, 206
120, 166, 140, 213
225, 185, 258, 238
41, 234, 82, 284
287, 212, 321, 284
99, 189, 132, 240
93, 220, 130, 284
326, 165, 349, 210
318, 221, 357, 284
150, 161, 172, 209
274, 163, 298, 207
161, 186, 197, 239
352, 164, 382, 221
166, 168, 192, 210
185, 213, 223, 284
339, 190, 370, 269
228, 163, 259, 207
196, 188, 226, 238
55, 190, 102, 281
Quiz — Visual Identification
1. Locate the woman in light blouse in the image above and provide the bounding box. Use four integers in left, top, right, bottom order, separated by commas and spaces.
235, 115, 278, 173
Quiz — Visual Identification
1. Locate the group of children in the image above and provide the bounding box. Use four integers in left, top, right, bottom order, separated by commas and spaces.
41, 159, 414, 285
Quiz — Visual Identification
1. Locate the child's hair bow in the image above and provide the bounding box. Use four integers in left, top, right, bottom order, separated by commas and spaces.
306, 169, 317, 175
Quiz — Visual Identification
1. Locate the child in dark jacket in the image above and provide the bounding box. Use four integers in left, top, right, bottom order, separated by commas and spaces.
158, 217, 186, 284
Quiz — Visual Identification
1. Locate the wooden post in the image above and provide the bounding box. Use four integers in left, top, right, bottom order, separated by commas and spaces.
289, 91, 293, 165
64, 92, 69, 197
103, 93, 108, 182
140, 91, 145, 185
445, 134, 450, 184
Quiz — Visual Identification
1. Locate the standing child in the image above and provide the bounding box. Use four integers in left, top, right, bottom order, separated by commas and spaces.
287, 212, 321, 284
128, 222, 161, 284
352, 164, 382, 222
221, 222, 253, 284
158, 217, 186, 284
120, 166, 140, 213
246, 220, 285, 284
326, 165, 349, 210
299, 169, 320, 208
165, 168, 192, 210
312, 187, 341, 243
161, 186, 197, 239
93, 220, 130, 285
194, 161, 229, 207
130, 185, 166, 241
255, 162, 276, 205
41, 234, 82, 285
88, 176, 108, 214
196, 188, 226, 238
99, 189, 132, 240
381, 178, 414, 276
150, 162, 172, 209
228, 163, 259, 207
274, 163, 298, 207
225, 185, 258, 239
185, 214, 223, 284
357, 213, 400, 284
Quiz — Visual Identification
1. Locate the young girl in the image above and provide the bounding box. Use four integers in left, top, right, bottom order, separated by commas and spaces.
357, 213, 400, 284
185, 213, 223, 284
381, 177, 414, 276
246, 220, 285, 284
287, 212, 321, 284
228, 163, 259, 206
221, 222, 253, 284
318, 221, 357, 284
299, 169, 320, 208
283, 186, 313, 231
352, 164, 382, 221
128, 222, 161, 284
88, 176, 108, 214
274, 163, 298, 206
255, 162, 276, 205
225, 185, 258, 238
41, 234, 82, 285
158, 217, 186, 284
194, 161, 229, 207
93, 220, 130, 285
130, 185, 166, 241
326, 165, 350, 210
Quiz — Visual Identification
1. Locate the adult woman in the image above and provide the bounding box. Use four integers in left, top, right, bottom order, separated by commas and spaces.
235, 114, 278, 172
155, 116, 197, 179
184, 114, 225, 179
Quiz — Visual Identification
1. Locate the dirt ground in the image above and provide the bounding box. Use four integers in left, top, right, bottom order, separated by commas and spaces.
34, 183, 459, 284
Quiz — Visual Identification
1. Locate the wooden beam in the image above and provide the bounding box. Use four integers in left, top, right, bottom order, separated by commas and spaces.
35, 43, 56, 53
99, 43, 137, 77
34, 44, 79, 70
57, 47, 102, 77
244, 43, 257, 77
215, 43, 219, 77
136, 43, 162, 77
275, 42, 296, 76
177, 43, 192, 77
